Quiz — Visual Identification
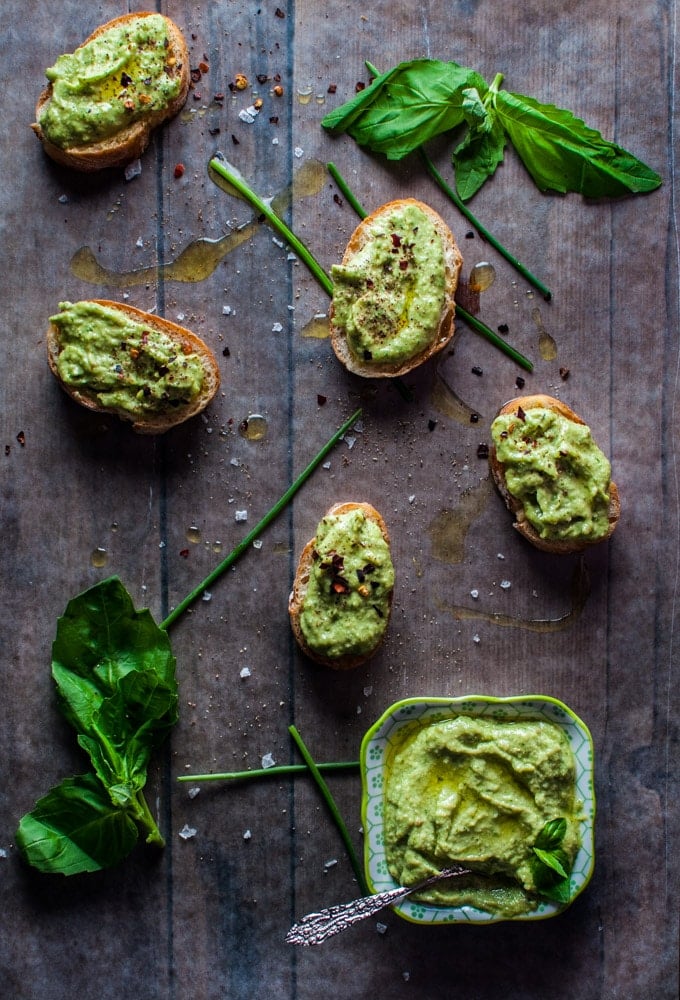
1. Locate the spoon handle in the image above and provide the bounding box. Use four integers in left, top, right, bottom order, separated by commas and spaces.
285, 866, 470, 946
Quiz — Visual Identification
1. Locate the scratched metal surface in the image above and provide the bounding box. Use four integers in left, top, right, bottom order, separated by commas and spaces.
0, 1, 677, 997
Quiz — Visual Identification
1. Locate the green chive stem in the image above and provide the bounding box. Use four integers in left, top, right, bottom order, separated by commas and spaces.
289, 725, 368, 895
327, 162, 533, 372
419, 151, 551, 301
209, 156, 334, 296
364, 59, 551, 301
161, 408, 362, 630
177, 761, 360, 782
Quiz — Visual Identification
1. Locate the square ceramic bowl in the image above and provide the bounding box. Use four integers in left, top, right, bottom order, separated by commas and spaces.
360, 695, 595, 925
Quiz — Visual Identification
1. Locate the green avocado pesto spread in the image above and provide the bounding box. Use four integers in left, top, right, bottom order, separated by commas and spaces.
50, 301, 204, 416
38, 14, 182, 149
299, 507, 394, 660
330, 203, 447, 367
491, 406, 612, 543
384, 715, 581, 918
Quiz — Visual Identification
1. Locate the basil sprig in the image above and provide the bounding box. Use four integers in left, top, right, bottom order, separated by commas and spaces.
531, 817, 574, 904
322, 59, 661, 201
17, 578, 177, 874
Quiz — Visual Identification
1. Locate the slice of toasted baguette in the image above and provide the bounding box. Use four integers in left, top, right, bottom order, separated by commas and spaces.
489, 394, 620, 553
32, 13, 189, 171
47, 300, 220, 434
329, 199, 463, 378
289, 502, 393, 670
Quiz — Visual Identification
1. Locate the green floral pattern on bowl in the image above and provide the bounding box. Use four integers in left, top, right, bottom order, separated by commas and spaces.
360, 694, 596, 925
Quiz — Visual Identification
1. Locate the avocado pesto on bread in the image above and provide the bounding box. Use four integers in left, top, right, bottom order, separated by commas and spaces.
32, 13, 189, 171
47, 300, 220, 434
329, 199, 463, 378
289, 502, 394, 669
489, 394, 620, 553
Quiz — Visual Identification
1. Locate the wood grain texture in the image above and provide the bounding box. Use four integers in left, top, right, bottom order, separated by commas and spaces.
0, 1, 677, 997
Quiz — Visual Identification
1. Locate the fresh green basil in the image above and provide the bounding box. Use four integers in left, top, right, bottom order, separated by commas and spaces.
322, 59, 661, 200
16, 577, 177, 875
531, 817, 574, 904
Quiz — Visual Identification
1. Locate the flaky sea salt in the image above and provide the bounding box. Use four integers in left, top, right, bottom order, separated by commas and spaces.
261, 752, 276, 769
500, 579, 512, 590
235, 509, 248, 522
178, 824, 197, 840
240, 666, 251, 679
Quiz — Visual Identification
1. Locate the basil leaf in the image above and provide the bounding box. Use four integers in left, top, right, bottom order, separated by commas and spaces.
16, 773, 139, 875
534, 817, 567, 851
533, 847, 569, 879
493, 89, 662, 196
452, 88, 507, 201
322, 59, 488, 160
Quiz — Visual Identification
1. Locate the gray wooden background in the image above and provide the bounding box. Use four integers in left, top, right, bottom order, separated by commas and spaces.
1, 1, 677, 997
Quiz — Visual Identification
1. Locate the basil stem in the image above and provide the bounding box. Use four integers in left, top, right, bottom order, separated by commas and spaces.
362, 59, 551, 301
177, 761, 359, 782
289, 725, 368, 895
162, 408, 362, 630
326, 162, 533, 372
208, 156, 334, 296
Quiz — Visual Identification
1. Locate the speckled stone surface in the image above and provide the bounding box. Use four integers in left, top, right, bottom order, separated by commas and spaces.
1, 2, 677, 997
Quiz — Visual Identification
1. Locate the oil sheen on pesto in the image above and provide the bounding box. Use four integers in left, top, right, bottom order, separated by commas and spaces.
299, 508, 394, 659
491, 407, 611, 542
331, 203, 446, 366
384, 715, 580, 918
51, 301, 204, 415
39, 14, 182, 148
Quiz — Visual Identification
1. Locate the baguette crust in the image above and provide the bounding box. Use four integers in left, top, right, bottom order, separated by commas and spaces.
47, 300, 220, 434
32, 13, 189, 171
329, 199, 463, 378
489, 394, 620, 553
289, 502, 393, 669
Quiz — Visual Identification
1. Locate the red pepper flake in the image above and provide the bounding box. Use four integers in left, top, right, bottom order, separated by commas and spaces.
471, 365, 483, 376
179, 548, 190, 558
214, 92, 225, 103
173, 163, 185, 178
327, 83, 337, 94
333, 193, 343, 206
399, 259, 409, 271
275, 7, 285, 17
269, 116, 279, 124
317, 394, 327, 406
198, 60, 210, 74
559, 366, 570, 380
16, 431, 26, 447
5, 444, 11, 456
515, 375, 525, 389
498, 323, 509, 334
477, 443, 489, 459
465, 230, 475, 239
391, 233, 402, 248
257, 74, 270, 85
190, 68, 202, 83
355, 81, 366, 92
231, 134, 240, 145
516, 406, 526, 421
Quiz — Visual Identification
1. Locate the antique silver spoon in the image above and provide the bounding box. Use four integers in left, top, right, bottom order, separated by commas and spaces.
286, 865, 472, 946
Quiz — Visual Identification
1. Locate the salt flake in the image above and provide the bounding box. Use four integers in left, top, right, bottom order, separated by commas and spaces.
179, 824, 197, 840
261, 752, 276, 769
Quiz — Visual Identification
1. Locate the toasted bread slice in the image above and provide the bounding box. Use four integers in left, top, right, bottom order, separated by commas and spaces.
489, 394, 620, 553
329, 199, 463, 378
289, 502, 394, 669
47, 300, 220, 434
32, 13, 189, 171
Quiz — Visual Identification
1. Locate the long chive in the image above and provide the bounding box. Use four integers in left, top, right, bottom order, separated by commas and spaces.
209, 156, 334, 296
327, 162, 533, 372
419, 151, 552, 302
289, 725, 368, 895
161, 408, 362, 630
177, 761, 359, 782
362, 59, 551, 302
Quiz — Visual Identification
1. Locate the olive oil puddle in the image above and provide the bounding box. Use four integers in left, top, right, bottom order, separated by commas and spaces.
428, 478, 494, 562
437, 558, 590, 633
70, 159, 327, 287
532, 307, 557, 361
430, 370, 477, 424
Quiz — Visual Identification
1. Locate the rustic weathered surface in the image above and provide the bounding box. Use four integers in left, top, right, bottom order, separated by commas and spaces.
0, 2, 677, 998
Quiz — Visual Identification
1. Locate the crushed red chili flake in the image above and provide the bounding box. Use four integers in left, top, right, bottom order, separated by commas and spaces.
399, 259, 409, 271
391, 233, 402, 248
333, 193, 343, 206
231, 134, 240, 145
317, 394, 327, 406
222, 346, 231, 357
199, 60, 209, 74
173, 163, 185, 178
476, 443, 489, 459
275, 7, 285, 17
5, 444, 11, 456
498, 323, 509, 334
179, 549, 190, 558
355, 81, 366, 92
16, 431, 26, 446
191, 68, 202, 83
209, 126, 221, 136
328, 83, 337, 94
471, 365, 483, 376
257, 74, 269, 85
269, 116, 279, 124
516, 406, 526, 421
515, 375, 525, 389
559, 366, 570, 380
